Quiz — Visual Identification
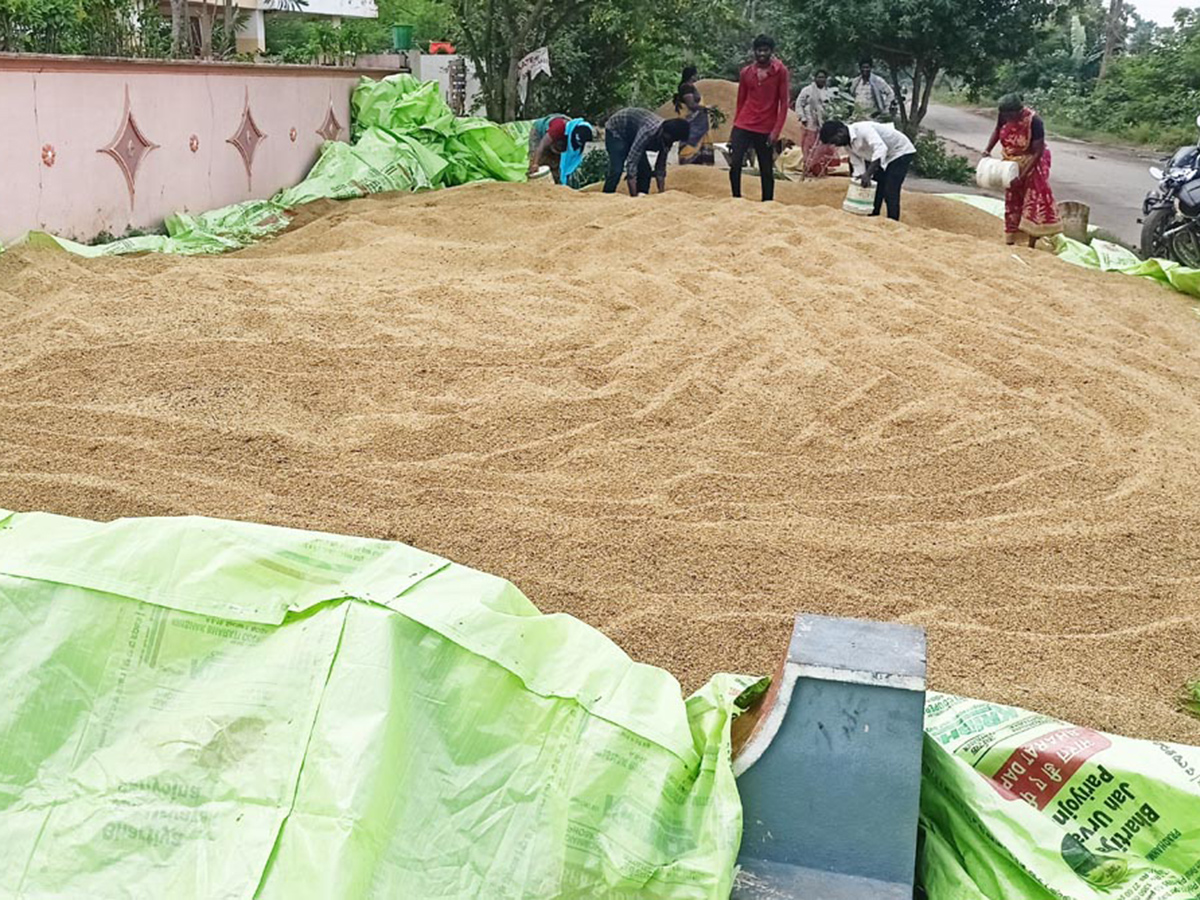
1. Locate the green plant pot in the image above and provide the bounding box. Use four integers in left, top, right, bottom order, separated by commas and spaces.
391, 24, 414, 51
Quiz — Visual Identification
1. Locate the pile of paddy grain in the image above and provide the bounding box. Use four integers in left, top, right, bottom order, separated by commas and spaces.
656, 78, 808, 145
586, 165, 1000, 240
2, 179, 1199, 744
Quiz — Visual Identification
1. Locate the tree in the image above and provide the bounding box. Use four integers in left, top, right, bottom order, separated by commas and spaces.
524, 0, 742, 120
0, 0, 169, 55
1125, 9, 1158, 55
194, 0, 249, 58
1099, 0, 1126, 78
451, 0, 598, 120
794, 0, 1056, 135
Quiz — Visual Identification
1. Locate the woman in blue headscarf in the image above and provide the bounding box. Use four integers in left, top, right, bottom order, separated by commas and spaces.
528, 115, 596, 186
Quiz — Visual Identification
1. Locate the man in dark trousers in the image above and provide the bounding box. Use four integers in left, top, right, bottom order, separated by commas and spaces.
819, 119, 916, 220
729, 34, 790, 202
602, 108, 690, 197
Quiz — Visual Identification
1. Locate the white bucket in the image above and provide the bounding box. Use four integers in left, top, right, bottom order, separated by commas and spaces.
976, 157, 1020, 191
843, 182, 875, 216
529, 165, 552, 180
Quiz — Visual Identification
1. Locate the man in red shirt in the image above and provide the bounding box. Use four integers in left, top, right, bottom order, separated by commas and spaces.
730, 34, 790, 202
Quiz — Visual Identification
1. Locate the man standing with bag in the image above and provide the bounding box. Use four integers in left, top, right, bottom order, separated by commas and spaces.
819, 119, 916, 221
729, 34, 790, 202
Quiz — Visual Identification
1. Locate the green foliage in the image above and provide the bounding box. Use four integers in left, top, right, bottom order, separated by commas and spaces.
453, 0, 742, 121
522, 15, 633, 121
264, 13, 309, 59
1182, 680, 1200, 721
976, 7, 1200, 151
912, 131, 973, 184
566, 147, 608, 188
264, 13, 387, 64
951, 2, 1200, 150
264, 0, 453, 63
87, 224, 165, 246
519, 0, 742, 122
0, 0, 170, 55
374, 0, 455, 44
200, 4, 252, 60
788, 0, 1056, 133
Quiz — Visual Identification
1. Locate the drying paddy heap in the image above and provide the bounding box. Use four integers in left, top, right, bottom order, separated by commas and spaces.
3, 171, 1199, 742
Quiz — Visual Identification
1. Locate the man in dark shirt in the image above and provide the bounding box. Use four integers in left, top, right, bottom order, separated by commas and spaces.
729, 34, 790, 202
602, 108, 690, 196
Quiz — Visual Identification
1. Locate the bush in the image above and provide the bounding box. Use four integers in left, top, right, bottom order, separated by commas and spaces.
913, 131, 974, 185
974, 10, 1200, 152
87, 225, 164, 246
567, 148, 609, 189
0, 0, 169, 56
264, 14, 386, 65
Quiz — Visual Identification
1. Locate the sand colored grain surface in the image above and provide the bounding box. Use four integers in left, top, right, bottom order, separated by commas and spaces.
3, 179, 1200, 743
657, 78, 808, 145
588, 166, 1001, 240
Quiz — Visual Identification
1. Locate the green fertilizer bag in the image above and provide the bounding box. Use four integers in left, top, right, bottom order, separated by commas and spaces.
921, 692, 1200, 899
0, 509, 762, 899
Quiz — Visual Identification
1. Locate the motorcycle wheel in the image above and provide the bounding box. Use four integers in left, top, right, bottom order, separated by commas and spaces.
1140, 207, 1175, 260
1174, 227, 1200, 269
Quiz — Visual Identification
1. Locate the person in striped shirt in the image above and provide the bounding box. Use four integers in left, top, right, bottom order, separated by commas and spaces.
602, 108, 690, 197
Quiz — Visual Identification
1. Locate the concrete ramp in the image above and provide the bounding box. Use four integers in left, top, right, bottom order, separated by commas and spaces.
732, 614, 928, 899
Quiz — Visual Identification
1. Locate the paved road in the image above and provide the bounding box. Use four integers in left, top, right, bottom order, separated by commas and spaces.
922, 103, 1161, 246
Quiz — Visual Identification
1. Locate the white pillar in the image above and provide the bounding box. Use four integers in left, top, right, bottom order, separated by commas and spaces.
236, 7, 265, 54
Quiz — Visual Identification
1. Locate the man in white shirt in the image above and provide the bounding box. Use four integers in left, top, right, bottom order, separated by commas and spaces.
819, 119, 916, 221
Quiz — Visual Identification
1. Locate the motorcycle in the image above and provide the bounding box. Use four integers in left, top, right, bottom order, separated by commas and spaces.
1140, 114, 1200, 265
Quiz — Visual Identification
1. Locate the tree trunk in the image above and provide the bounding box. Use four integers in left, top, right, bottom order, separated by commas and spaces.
906, 63, 937, 134
909, 71, 921, 132
222, 0, 234, 58
170, 0, 188, 57
1100, 0, 1122, 79
886, 65, 907, 133
914, 66, 936, 132
906, 69, 921, 136
503, 52, 520, 121
485, 82, 503, 121
504, 0, 549, 120
480, 63, 505, 121
198, 0, 213, 59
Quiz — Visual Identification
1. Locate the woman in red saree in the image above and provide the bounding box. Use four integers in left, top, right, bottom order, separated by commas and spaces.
984, 94, 1062, 247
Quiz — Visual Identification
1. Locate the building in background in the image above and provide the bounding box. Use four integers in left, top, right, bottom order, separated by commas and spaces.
170, 0, 379, 55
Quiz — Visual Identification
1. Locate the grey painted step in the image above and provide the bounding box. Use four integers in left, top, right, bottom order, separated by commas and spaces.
733, 614, 927, 899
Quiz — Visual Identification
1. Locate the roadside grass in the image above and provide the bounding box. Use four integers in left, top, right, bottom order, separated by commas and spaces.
931, 89, 1191, 155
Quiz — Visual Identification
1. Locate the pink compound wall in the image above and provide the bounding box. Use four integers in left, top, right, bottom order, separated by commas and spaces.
0, 53, 403, 244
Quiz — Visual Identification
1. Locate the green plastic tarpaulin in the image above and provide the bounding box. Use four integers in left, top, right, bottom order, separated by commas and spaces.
10, 74, 527, 258
941, 193, 1200, 301
0, 509, 763, 898
921, 692, 1200, 900
350, 74, 527, 187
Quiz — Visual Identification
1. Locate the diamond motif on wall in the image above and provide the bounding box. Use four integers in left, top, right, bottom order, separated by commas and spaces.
98, 87, 158, 203
316, 103, 343, 142
228, 90, 266, 177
